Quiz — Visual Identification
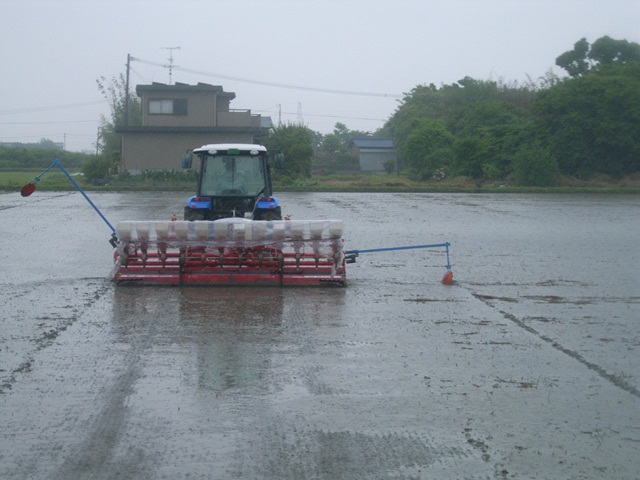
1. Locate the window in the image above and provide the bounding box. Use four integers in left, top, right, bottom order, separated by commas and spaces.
173, 99, 187, 115
148, 99, 172, 114
148, 99, 187, 115
200, 154, 266, 196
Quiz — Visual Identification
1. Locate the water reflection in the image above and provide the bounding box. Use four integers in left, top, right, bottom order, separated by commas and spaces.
111, 286, 286, 394
180, 287, 285, 393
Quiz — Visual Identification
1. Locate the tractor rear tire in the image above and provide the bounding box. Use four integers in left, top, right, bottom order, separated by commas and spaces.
256, 207, 282, 221
184, 207, 205, 221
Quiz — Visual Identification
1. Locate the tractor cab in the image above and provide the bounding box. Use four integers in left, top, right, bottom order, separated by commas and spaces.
184, 144, 281, 221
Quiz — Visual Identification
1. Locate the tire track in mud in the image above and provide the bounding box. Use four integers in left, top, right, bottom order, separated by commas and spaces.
233, 421, 488, 479
51, 295, 166, 480
0, 192, 75, 211
0, 279, 112, 394
471, 292, 640, 399
51, 344, 151, 480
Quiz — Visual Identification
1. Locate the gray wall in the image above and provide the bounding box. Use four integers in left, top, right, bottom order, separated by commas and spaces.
358, 149, 397, 172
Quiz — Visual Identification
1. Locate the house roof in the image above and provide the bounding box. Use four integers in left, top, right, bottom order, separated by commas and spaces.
115, 125, 262, 134
136, 82, 235, 99
351, 138, 394, 149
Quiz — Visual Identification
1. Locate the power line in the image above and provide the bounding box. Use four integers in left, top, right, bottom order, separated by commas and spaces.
253, 107, 387, 123
0, 100, 105, 115
0, 132, 95, 140
291, 112, 386, 122
131, 57, 402, 98
0, 120, 99, 125
129, 65, 152, 84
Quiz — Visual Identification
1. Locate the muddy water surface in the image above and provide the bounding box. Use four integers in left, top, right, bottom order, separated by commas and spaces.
1, 191, 639, 479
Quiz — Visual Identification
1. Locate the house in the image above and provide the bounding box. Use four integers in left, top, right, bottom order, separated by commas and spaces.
350, 138, 397, 172
117, 82, 272, 172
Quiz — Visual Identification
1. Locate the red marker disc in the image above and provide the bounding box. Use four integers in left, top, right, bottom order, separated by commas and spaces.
21, 183, 37, 197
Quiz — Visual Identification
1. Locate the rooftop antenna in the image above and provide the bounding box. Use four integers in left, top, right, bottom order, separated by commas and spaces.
162, 46, 180, 84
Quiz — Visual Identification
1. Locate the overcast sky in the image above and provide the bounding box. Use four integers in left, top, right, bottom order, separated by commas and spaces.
1, 0, 638, 152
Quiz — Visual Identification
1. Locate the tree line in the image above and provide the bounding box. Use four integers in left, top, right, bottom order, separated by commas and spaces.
263, 36, 640, 186
381, 35, 640, 185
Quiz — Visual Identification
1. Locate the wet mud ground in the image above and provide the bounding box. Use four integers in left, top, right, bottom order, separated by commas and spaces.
1, 191, 639, 479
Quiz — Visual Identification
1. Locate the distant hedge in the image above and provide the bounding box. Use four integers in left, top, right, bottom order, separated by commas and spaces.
0, 147, 91, 170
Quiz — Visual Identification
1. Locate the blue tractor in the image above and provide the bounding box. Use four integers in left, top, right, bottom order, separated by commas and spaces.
182, 143, 282, 221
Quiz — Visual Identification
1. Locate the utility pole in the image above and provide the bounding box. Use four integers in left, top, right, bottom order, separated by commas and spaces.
125, 54, 131, 126
162, 46, 180, 84
297, 102, 303, 124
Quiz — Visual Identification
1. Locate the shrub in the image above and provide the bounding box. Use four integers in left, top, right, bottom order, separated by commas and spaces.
512, 143, 559, 186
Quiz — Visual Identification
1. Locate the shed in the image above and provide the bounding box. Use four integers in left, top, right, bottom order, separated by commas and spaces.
350, 138, 397, 172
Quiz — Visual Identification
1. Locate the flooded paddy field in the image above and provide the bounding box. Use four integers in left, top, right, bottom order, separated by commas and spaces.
1, 191, 639, 479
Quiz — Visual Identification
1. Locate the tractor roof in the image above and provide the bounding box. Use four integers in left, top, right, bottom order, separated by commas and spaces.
193, 143, 267, 154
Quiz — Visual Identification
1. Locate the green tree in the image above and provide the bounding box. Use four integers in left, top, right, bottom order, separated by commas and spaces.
331, 122, 371, 147
457, 100, 522, 136
382, 83, 444, 153
37, 138, 63, 150
82, 155, 113, 182
96, 73, 141, 162
512, 141, 559, 187
555, 38, 591, 77
265, 123, 314, 179
318, 133, 341, 162
315, 122, 371, 166
590, 36, 640, 65
386, 78, 534, 178
452, 136, 488, 178
533, 61, 640, 177
556, 36, 640, 77
402, 119, 454, 179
